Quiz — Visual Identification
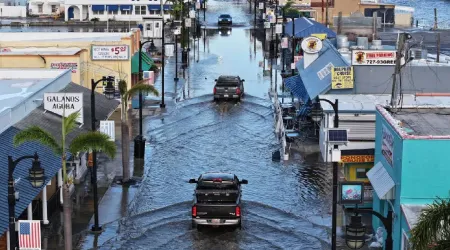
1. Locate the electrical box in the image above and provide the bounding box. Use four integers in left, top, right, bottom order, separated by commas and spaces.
331, 148, 341, 162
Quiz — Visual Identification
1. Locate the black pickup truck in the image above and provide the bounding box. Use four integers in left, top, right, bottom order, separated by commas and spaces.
189, 172, 248, 230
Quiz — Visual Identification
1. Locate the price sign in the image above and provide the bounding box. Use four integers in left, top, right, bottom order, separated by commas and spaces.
91, 45, 130, 60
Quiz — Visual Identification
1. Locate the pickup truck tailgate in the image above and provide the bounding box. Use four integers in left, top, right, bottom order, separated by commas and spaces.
195, 203, 238, 218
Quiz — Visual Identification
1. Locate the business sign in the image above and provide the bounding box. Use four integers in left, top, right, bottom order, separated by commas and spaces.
351, 50, 397, 65
331, 66, 354, 89
91, 45, 130, 61
301, 36, 323, 54
339, 181, 364, 204
44, 93, 83, 124
50, 62, 78, 73
340, 155, 374, 163
382, 124, 394, 166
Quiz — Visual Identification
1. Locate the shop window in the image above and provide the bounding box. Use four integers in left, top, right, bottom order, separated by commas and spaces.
146, 23, 152, 30
356, 168, 369, 179
38, 4, 43, 13
51, 5, 57, 13
135, 5, 146, 15
121, 9, 131, 15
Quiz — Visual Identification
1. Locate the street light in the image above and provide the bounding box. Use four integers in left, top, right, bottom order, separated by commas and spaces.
148, 40, 158, 56
346, 215, 366, 249
310, 96, 339, 250
8, 152, 45, 250
91, 76, 116, 232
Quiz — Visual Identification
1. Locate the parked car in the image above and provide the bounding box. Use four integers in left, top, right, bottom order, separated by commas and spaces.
218, 14, 232, 25
189, 172, 248, 230
213, 75, 245, 102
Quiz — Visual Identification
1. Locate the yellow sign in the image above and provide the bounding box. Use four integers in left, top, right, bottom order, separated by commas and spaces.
331, 66, 354, 89
311, 33, 327, 40
341, 155, 374, 163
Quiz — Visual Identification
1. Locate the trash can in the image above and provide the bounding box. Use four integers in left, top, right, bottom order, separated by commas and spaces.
134, 135, 146, 158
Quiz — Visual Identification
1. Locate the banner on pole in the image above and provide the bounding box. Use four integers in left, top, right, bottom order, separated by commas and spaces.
18, 220, 41, 250
259, 2, 264, 9
275, 24, 282, 34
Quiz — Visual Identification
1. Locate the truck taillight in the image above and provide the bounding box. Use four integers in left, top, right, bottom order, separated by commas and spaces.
213, 87, 217, 94
236, 88, 241, 94
235, 206, 241, 217
192, 206, 197, 217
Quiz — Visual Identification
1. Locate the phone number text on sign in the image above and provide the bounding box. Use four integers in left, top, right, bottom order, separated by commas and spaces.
91, 45, 130, 60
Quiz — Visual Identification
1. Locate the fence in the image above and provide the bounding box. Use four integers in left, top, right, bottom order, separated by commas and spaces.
272, 91, 289, 161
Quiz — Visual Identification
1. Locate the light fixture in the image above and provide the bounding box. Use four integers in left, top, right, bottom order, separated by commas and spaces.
345, 215, 366, 249
310, 101, 324, 122
103, 76, 116, 100
28, 157, 45, 188
148, 40, 158, 54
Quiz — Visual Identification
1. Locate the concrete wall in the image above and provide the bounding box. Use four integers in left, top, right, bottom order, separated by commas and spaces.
0, 5, 26, 17
0, 54, 81, 85
401, 139, 450, 204
372, 110, 404, 250
352, 65, 450, 94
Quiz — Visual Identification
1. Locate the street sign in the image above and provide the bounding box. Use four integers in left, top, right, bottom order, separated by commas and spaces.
275, 24, 282, 34
259, 2, 264, 9
185, 18, 192, 27
174, 27, 181, 35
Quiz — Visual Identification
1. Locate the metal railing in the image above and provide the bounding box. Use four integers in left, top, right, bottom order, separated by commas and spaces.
272, 91, 288, 160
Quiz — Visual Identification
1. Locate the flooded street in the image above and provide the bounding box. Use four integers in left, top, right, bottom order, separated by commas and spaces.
86, 0, 335, 249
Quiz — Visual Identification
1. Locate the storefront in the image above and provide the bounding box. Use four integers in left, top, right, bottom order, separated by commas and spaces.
0, 29, 144, 91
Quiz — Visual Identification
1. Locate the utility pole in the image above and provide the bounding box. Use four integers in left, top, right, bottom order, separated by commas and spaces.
337, 11, 342, 35
325, 0, 329, 27
437, 32, 441, 62
434, 8, 438, 30
390, 33, 406, 110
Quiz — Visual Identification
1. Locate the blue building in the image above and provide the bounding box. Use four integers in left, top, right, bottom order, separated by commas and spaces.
369, 105, 450, 250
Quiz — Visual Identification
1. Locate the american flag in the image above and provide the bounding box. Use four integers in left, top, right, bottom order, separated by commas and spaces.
18, 220, 41, 249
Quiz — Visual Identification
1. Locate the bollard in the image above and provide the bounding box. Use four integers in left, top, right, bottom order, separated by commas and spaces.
182, 48, 188, 64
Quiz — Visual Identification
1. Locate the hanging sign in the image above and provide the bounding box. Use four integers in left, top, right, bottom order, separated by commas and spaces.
331, 66, 354, 89
44, 92, 84, 124
281, 37, 288, 48
381, 124, 394, 166
185, 18, 192, 27
275, 24, 282, 34
351, 50, 397, 65
173, 27, 181, 35
143, 71, 155, 85
264, 22, 270, 28
165, 44, 174, 57
189, 10, 196, 18
100, 121, 115, 141
291, 63, 296, 69
259, 2, 264, 9
300, 36, 323, 54
18, 220, 41, 250
339, 181, 364, 205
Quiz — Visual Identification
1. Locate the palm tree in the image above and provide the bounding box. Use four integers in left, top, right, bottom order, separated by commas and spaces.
13, 111, 116, 250
117, 80, 159, 183
282, 0, 300, 18
410, 198, 450, 250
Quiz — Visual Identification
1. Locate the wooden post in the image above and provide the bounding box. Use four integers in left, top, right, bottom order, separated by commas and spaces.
437, 32, 441, 62
337, 12, 342, 35
434, 8, 438, 30
325, 0, 329, 27
372, 12, 378, 40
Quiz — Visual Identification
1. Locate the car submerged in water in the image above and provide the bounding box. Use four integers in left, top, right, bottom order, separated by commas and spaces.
189, 172, 248, 230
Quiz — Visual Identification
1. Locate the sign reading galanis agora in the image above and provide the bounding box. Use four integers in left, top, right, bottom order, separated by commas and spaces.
44, 93, 84, 123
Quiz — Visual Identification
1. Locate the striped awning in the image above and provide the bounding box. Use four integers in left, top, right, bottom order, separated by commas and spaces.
92, 5, 105, 11
106, 5, 119, 11
120, 5, 132, 11
284, 75, 309, 103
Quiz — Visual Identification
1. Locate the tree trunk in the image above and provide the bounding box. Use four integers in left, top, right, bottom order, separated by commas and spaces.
63, 184, 72, 250
121, 122, 130, 182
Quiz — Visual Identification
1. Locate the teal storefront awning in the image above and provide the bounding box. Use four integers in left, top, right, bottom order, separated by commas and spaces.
131, 52, 154, 74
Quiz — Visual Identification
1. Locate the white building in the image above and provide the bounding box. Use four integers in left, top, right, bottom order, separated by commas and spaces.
318, 94, 450, 162
28, 0, 64, 16
0, 3, 27, 17
63, 0, 172, 22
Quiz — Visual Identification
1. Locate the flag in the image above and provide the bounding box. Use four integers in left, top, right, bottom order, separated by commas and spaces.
18, 220, 41, 250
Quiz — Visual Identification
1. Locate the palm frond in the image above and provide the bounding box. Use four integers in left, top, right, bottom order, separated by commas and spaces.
69, 131, 117, 159
118, 79, 128, 96
124, 83, 159, 101
63, 110, 81, 136
13, 126, 62, 155
410, 198, 450, 250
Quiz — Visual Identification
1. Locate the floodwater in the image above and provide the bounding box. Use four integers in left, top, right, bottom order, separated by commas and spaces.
76, 0, 339, 249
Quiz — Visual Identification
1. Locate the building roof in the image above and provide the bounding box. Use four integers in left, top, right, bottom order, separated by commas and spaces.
0, 47, 82, 56
14, 83, 120, 144
318, 94, 450, 113
293, 39, 350, 101
401, 204, 428, 230
0, 32, 133, 42
284, 17, 336, 38
0, 126, 62, 235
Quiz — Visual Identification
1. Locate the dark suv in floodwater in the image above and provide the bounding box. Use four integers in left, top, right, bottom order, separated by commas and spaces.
213, 75, 245, 102
218, 14, 232, 25
189, 172, 248, 230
